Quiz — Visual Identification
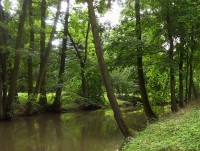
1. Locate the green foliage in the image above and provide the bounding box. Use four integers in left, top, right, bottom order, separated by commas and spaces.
110, 67, 138, 95
85, 61, 105, 105
123, 107, 200, 151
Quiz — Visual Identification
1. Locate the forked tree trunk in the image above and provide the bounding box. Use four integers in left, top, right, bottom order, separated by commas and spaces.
87, 0, 133, 138
5, 0, 29, 118
67, 21, 90, 98
39, 0, 47, 107
26, 0, 62, 114
53, 0, 70, 111
166, 11, 178, 112
135, 0, 157, 120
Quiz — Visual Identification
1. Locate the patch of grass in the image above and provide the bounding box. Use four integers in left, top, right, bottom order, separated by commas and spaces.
16, 93, 82, 110
123, 104, 200, 151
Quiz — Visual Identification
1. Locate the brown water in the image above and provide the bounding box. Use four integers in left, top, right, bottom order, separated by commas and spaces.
0, 108, 146, 151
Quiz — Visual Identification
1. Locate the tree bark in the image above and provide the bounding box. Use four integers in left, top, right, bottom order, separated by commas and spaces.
185, 47, 189, 103
26, 0, 62, 114
178, 38, 184, 108
87, 0, 133, 138
28, 0, 34, 95
53, 0, 70, 111
135, 0, 157, 120
188, 34, 198, 101
5, 0, 29, 118
166, 12, 178, 112
38, 0, 47, 107
0, 0, 7, 120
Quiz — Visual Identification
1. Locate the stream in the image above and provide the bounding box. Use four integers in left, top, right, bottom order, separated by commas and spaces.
0, 108, 147, 151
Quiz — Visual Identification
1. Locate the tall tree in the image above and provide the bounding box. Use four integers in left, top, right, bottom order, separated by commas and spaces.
5, 0, 29, 118
87, 0, 134, 138
165, 1, 178, 112
178, 37, 184, 108
0, 0, 7, 119
81, 21, 90, 98
188, 31, 199, 101
52, 0, 70, 111
38, 0, 47, 108
28, 0, 34, 96
135, 0, 157, 120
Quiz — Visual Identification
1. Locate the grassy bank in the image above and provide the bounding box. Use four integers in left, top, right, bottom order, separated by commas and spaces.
123, 103, 200, 151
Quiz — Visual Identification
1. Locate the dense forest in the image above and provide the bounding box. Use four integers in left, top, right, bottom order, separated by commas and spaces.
0, 0, 200, 145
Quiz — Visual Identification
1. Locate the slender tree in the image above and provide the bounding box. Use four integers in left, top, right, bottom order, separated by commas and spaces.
38, 0, 47, 108
67, 27, 89, 98
178, 37, 184, 108
0, 0, 7, 119
135, 0, 157, 120
52, 0, 70, 111
166, 1, 178, 112
188, 32, 199, 101
28, 0, 34, 96
87, 0, 134, 138
81, 21, 90, 98
5, 0, 29, 118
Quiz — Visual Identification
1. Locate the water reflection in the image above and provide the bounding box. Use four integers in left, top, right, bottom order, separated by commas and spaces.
0, 108, 146, 151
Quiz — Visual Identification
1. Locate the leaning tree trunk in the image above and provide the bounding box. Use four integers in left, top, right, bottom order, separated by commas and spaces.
26, 0, 62, 114
28, 0, 34, 95
5, 0, 29, 118
166, 13, 178, 112
38, 0, 47, 107
135, 0, 157, 120
53, 0, 70, 111
87, 0, 134, 138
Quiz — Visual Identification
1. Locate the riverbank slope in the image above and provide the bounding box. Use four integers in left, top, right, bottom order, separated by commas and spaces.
123, 102, 200, 151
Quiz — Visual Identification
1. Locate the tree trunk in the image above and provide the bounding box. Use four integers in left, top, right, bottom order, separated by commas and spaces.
67, 32, 87, 97
5, 0, 29, 118
87, 0, 133, 138
28, 0, 34, 95
0, 0, 7, 120
53, 0, 70, 111
178, 38, 184, 108
0, 74, 3, 120
166, 13, 178, 112
26, 0, 62, 114
188, 35, 198, 101
81, 21, 90, 98
39, 0, 47, 107
135, 0, 157, 120
185, 47, 189, 103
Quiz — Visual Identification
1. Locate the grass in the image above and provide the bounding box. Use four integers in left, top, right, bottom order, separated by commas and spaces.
123, 102, 200, 151
15, 93, 79, 111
